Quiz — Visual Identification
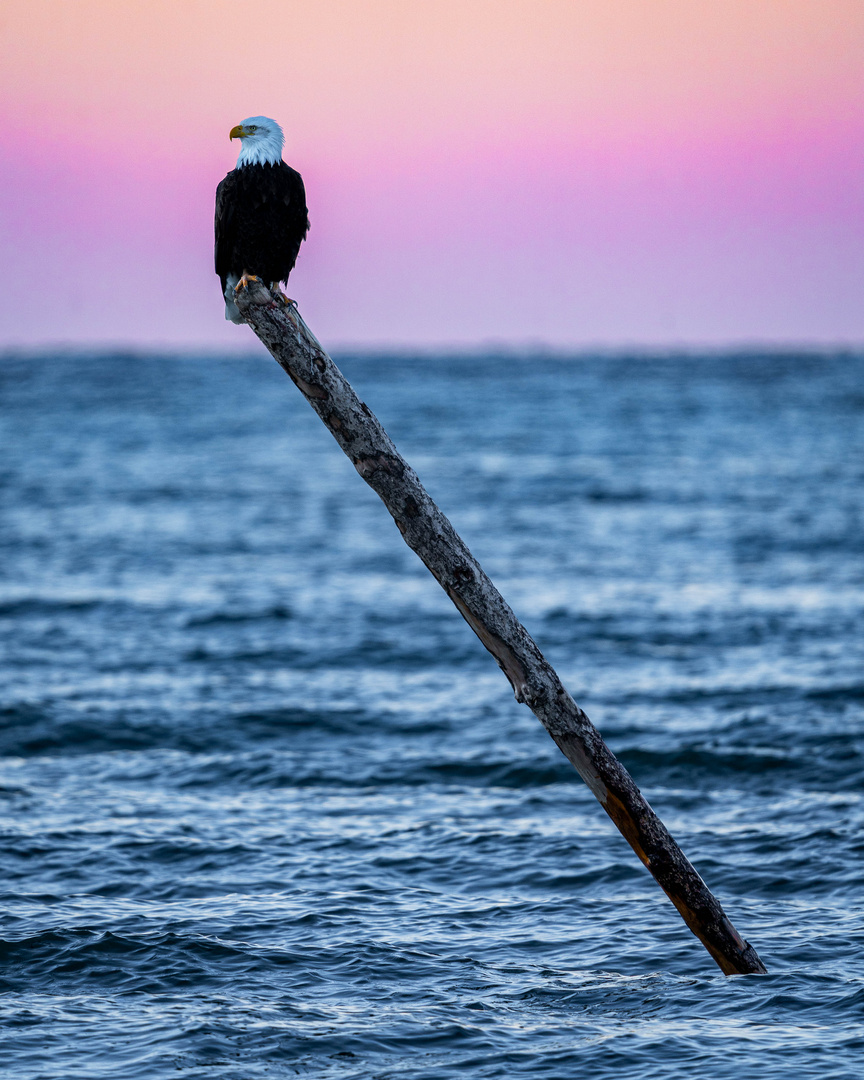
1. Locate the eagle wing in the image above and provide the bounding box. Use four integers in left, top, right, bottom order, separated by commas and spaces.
214, 171, 239, 289
275, 165, 310, 276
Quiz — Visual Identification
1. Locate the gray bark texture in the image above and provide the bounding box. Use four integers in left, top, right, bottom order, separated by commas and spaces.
234, 280, 767, 976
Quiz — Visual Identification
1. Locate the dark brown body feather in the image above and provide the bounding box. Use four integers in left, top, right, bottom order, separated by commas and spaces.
214, 162, 309, 292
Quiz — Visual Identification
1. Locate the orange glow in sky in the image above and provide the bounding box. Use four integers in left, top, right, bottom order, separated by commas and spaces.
1, 0, 862, 347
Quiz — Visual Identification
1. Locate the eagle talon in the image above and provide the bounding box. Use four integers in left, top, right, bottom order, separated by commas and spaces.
234, 274, 261, 292
268, 284, 297, 309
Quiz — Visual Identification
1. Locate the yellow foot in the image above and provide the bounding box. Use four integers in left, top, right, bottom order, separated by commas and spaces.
234, 273, 261, 292
268, 284, 297, 308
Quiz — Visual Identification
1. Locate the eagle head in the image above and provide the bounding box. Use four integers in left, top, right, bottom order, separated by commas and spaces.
230, 116, 284, 167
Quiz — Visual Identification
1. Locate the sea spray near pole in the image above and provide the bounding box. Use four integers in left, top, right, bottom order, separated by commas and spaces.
233, 280, 768, 976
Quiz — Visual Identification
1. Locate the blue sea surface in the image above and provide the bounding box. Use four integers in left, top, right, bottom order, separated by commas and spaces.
1, 348, 863, 1078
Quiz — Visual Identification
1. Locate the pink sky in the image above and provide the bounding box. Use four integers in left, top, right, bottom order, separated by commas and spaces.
1, 0, 862, 350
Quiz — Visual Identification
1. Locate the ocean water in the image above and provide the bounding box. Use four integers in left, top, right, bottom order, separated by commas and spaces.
1, 347, 862, 1079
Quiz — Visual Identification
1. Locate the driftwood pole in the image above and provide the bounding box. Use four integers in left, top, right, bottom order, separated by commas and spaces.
234, 281, 767, 976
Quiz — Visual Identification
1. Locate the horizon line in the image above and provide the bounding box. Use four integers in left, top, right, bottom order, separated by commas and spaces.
2, 337, 864, 361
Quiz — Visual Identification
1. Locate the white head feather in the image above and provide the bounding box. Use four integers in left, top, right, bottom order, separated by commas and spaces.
231, 116, 284, 167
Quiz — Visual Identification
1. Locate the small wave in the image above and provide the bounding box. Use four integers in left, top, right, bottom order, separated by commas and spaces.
805, 682, 864, 703
0, 704, 368, 756
0, 598, 102, 617
0, 928, 298, 994
184, 605, 294, 627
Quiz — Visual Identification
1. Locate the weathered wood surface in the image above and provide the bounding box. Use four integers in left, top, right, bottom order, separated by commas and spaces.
234, 280, 767, 976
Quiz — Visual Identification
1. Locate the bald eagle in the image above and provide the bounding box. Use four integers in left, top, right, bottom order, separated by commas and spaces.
215, 116, 309, 323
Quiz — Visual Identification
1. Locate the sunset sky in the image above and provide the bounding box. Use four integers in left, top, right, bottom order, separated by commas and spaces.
1, 0, 862, 350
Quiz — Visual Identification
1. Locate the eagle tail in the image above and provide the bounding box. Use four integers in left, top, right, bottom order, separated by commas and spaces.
223, 275, 243, 324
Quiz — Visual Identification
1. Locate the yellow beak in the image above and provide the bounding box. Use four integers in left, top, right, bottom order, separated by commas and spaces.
229, 124, 247, 141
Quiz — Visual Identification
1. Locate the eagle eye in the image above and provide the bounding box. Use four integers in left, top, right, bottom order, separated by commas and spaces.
248, 125, 258, 132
